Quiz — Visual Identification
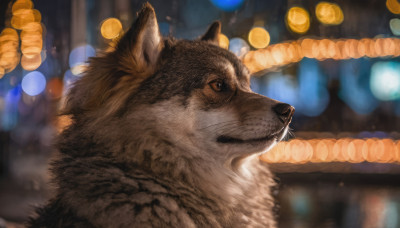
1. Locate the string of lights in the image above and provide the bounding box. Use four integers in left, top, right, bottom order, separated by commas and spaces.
243, 37, 400, 73
261, 138, 400, 164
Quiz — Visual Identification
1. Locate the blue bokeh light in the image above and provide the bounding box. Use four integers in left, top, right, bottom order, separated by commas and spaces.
68, 44, 96, 69
210, 0, 245, 11
251, 59, 330, 117
63, 69, 79, 95
2, 86, 21, 130
339, 59, 378, 114
297, 58, 330, 116
21, 71, 47, 96
229, 38, 250, 58
251, 73, 299, 108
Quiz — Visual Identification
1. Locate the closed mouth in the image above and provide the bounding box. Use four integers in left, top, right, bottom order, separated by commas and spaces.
217, 127, 285, 144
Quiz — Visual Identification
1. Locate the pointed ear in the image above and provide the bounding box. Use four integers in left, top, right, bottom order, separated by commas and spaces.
201, 21, 221, 46
115, 2, 163, 76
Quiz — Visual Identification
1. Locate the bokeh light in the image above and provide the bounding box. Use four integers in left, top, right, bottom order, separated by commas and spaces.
316, 2, 344, 25
286, 7, 310, 34
63, 69, 78, 94
12, 0, 33, 13
11, 9, 36, 30
0, 28, 20, 74
248, 27, 270, 49
229, 38, 250, 58
243, 37, 400, 73
69, 44, 95, 75
100, 18, 123, 40
370, 61, 400, 101
261, 138, 400, 164
218, 33, 229, 49
210, 0, 245, 12
298, 58, 329, 116
387, 0, 400, 14
21, 53, 42, 71
21, 71, 46, 96
390, 18, 400, 36
46, 78, 64, 99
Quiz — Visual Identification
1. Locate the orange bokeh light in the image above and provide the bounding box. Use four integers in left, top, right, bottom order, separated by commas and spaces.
21, 53, 42, 71
261, 138, 400, 164
243, 37, 400, 73
46, 78, 64, 99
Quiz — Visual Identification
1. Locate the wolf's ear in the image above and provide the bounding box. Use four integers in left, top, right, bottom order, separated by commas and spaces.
115, 3, 163, 75
201, 21, 221, 46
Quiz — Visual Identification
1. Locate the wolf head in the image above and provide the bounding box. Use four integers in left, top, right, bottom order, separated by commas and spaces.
63, 3, 294, 167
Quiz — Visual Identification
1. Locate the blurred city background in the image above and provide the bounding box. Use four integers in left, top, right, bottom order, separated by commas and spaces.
0, 0, 400, 227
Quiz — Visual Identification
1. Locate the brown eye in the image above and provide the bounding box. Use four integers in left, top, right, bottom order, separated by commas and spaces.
209, 80, 224, 92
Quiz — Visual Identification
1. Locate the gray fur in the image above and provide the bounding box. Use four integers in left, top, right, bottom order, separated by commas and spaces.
29, 3, 293, 228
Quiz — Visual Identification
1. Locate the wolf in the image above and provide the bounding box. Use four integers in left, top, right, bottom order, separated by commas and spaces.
29, 3, 294, 228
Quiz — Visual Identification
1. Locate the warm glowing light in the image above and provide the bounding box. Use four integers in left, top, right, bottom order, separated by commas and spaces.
261, 138, 400, 164
46, 78, 63, 99
286, 7, 310, 34
218, 33, 229, 49
0, 28, 20, 73
101, 18, 123, 40
11, 0, 32, 17
70, 65, 87, 76
244, 37, 400, 73
316, 2, 344, 25
248, 27, 270, 49
21, 21, 42, 33
11, 9, 36, 30
0, 28, 19, 42
21, 53, 42, 71
12, 0, 33, 12
21, 71, 46, 96
387, 0, 400, 14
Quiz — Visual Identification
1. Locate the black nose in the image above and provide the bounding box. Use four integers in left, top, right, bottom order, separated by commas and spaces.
273, 103, 295, 123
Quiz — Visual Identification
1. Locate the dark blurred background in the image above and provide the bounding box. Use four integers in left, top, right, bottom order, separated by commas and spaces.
0, 0, 400, 227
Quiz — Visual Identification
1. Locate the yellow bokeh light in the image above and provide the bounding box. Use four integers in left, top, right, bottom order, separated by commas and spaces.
101, 18, 123, 40
0, 41, 19, 53
218, 33, 229, 49
0, 28, 20, 73
21, 32, 42, 58
248, 27, 270, 49
21, 22, 42, 33
316, 2, 344, 25
12, 0, 33, 13
71, 64, 88, 76
0, 28, 19, 42
286, 7, 310, 34
11, 9, 36, 30
21, 53, 42, 71
0, 51, 19, 72
387, 0, 400, 14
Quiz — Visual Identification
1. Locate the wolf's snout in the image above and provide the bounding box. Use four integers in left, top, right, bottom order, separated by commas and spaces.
273, 103, 295, 123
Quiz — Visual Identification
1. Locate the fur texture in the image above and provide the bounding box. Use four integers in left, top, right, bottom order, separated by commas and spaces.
29, 3, 294, 228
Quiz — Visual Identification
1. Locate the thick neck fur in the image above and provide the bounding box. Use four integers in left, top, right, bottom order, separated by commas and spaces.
57, 114, 276, 226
